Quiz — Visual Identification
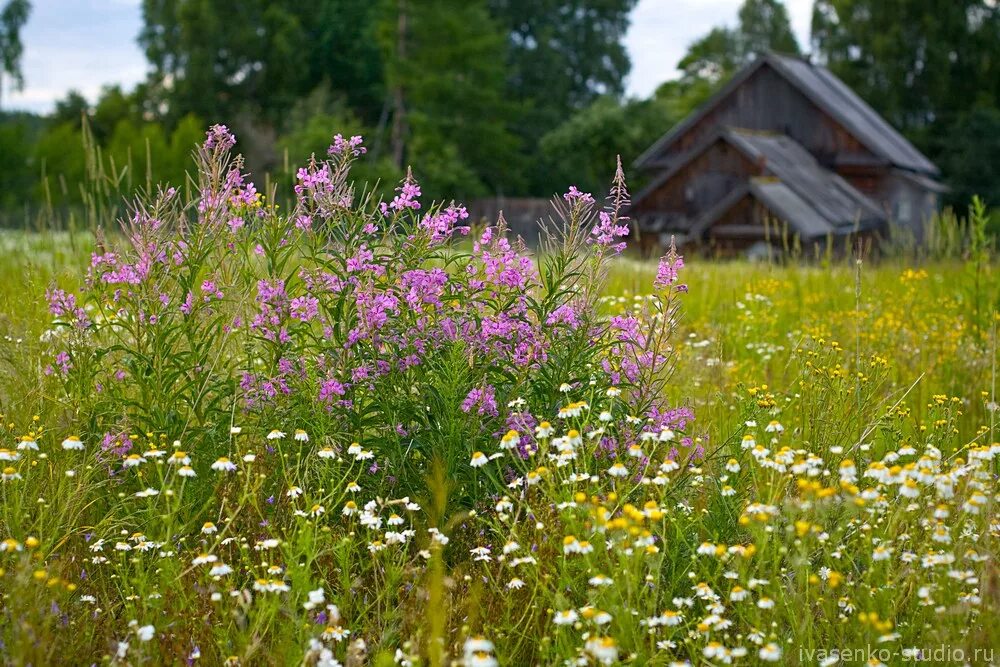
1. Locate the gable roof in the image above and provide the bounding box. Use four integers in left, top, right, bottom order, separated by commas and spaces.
631, 126, 885, 229
636, 52, 938, 176
724, 129, 885, 225
688, 177, 875, 242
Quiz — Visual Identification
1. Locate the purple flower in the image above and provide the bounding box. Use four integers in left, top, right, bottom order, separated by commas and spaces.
290, 296, 320, 322
203, 124, 236, 151
563, 185, 595, 206
461, 385, 498, 417
328, 134, 366, 157
654, 242, 685, 290
589, 211, 629, 254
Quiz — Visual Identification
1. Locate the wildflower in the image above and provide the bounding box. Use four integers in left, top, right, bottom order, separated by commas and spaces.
303, 587, 326, 611
553, 609, 579, 625
872, 545, 893, 562
653, 244, 684, 289
123, 454, 146, 468
136, 625, 155, 642
177, 465, 196, 478
321, 625, 350, 642
209, 563, 233, 577
202, 522, 217, 534
211, 457, 237, 472
764, 421, 784, 433
242, 453, 256, 462
499, 430, 520, 450
469, 452, 489, 468
267, 430, 285, 440
1, 467, 21, 481
62, 436, 84, 450
192, 553, 218, 566
16, 436, 37, 451
759, 643, 782, 662
607, 463, 629, 478
563, 186, 595, 206
318, 446, 337, 459
342, 501, 358, 516
535, 422, 554, 438
589, 574, 613, 587
585, 636, 619, 665
287, 486, 303, 498
507, 578, 526, 590
1, 538, 22, 552
294, 429, 309, 442
309, 504, 325, 517
168, 451, 191, 465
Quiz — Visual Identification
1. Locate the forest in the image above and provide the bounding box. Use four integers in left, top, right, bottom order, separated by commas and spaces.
0, 0, 999, 223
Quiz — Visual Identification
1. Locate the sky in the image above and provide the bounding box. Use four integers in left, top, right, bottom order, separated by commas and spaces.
1, 0, 814, 115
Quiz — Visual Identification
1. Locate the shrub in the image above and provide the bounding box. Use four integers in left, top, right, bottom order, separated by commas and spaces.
44, 125, 691, 509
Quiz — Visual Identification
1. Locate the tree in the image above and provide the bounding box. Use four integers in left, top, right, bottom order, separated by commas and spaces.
305, 0, 385, 127
379, 0, 522, 199
487, 0, 637, 191
679, 0, 800, 88
538, 96, 676, 196
738, 0, 799, 58
811, 0, 1000, 136
139, 0, 311, 126
0, 0, 30, 110
937, 108, 1000, 210
812, 1, 1000, 205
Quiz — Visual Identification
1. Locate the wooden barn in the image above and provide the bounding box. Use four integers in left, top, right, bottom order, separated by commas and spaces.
631, 52, 946, 256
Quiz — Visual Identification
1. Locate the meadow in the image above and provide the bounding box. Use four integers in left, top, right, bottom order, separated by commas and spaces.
0, 127, 998, 666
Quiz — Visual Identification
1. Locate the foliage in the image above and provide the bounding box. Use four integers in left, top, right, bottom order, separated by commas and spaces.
679, 0, 800, 88
41, 125, 655, 505
812, 0, 1000, 205
378, 0, 523, 199
538, 96, 672, 196
0, 0, 30, 108
487, 0, 638, 190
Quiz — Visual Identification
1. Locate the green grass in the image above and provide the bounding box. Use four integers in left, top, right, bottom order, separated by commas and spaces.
1, 229, 998, 665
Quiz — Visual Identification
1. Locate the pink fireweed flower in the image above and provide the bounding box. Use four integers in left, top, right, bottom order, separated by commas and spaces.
420, 205, 470, 244
589, 211, 629, 254
380, 174, 422, 215
461, 386, 498, 417
654, 241, 685, 291
563, 186, 595, 206
46, 288, 90, 329
328, 134, 366, 157
203, 124, 236, 151
289, 296, 320, 322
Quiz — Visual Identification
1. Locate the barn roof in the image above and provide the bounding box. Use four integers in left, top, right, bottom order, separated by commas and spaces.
635, 52, 939, 176
631, 126, 885, 233
724, 129, 885, 225
687, 176, 876, 242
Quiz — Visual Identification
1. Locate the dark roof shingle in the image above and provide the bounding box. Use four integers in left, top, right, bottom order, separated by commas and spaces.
635, 52, 939, 176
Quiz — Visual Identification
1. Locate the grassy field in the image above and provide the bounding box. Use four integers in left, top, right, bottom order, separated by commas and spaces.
1, 142, 999, 665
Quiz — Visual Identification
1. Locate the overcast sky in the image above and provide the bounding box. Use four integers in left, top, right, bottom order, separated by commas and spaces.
2, 0, 814, 114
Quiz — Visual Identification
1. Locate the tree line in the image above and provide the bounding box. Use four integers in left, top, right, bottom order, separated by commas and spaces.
0, 0, 999, 220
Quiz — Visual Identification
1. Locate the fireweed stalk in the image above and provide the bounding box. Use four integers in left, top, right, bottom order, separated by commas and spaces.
44, 126, 695, 503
